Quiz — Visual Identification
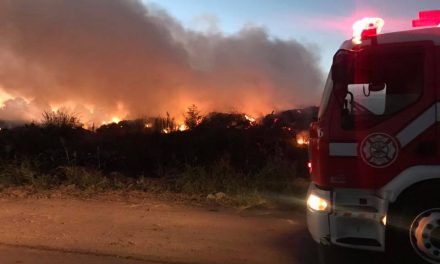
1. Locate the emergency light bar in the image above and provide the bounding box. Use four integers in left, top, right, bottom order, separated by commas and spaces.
412, 10, 440, 27
352, 17, 384, 44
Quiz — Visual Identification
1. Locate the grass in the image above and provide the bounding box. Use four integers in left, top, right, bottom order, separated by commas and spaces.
0, 159, 39, 186
174, 157, 301, 194
0, 158, 309, 208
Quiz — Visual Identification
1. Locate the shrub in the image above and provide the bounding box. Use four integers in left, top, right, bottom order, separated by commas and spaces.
0, 159, 39, 186
42, 110, 82, 128
60, 166, 109, 190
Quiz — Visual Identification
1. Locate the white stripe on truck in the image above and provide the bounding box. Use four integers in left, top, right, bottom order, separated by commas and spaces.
328, 103, 440, 157
396, 104, 436, 147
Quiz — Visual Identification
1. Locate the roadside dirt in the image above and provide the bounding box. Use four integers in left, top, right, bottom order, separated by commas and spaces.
0, 190, 318, 264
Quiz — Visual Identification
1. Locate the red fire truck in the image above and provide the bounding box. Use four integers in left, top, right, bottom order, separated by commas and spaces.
307, 11, 440, 264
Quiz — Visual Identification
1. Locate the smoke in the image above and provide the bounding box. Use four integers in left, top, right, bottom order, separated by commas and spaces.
0, 0, 323, 126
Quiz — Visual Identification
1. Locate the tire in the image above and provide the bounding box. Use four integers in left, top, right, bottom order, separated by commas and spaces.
386, 181, 440, 264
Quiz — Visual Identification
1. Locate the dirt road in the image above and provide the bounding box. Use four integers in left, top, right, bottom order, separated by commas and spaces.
0, 194, 318, 264
0, 244, 148, 264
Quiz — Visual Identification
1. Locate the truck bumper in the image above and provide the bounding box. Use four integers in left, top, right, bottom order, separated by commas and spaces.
306, 183, 388, 252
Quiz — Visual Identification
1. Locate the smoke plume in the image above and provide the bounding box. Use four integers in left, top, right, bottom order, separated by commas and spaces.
0, 0, 323, 126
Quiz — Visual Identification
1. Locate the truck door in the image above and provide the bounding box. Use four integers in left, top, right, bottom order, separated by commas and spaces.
328, 41, 436, 188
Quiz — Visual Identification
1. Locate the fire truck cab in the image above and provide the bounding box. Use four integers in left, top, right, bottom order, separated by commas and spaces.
307, 12, 440, 264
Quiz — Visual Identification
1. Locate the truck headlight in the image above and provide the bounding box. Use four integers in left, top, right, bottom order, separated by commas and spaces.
307, 193, 330, 212
381, 215, 387, 226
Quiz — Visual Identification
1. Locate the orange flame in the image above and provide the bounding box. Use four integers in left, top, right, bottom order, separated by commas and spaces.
296, 131, 310, 146
177, 123, 188, 131
244, 114, 256, 123
111, 116, 121, 123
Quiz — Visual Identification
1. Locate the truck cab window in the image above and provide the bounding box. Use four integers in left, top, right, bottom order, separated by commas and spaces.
346, 83, 386, 115
340, 48, 424, 130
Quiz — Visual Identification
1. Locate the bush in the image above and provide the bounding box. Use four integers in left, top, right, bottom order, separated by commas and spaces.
0, 108, 315, 198
0, 159, 38, 186
60, 166, 109, 190
42, 110, 82, 128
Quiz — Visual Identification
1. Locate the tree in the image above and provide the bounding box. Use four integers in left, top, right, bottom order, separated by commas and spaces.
185, 104, 202, 129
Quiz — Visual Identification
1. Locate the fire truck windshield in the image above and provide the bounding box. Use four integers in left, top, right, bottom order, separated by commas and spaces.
333, 45, 425, 129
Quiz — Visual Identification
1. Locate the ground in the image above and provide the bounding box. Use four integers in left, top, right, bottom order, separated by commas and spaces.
0, 190, 384, 264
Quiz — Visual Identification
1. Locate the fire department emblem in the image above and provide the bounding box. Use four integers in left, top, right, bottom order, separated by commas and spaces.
360, 133, 398, 168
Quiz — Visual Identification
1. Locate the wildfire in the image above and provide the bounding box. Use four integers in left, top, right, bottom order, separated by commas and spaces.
164, 123, 188, 133
244, 114, 256, 123
99, 117, 188, 134
177, 123, 188, 131
111, 116, 121, 123
101, 116, 122, 125
296, 131, 310, 146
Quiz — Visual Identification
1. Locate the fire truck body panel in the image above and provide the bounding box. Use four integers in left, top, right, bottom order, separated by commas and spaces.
311, 38, 438, 190
307, 25, 440, 255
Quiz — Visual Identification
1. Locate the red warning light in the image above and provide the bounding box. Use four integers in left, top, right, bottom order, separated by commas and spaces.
352, 17, 384, 44
412, 10, 440, 28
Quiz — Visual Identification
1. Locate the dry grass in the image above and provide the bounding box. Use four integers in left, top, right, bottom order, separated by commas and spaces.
0, 158, 309, 208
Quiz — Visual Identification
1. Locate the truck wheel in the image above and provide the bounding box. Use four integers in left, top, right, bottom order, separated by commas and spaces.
386, 182, 440, 264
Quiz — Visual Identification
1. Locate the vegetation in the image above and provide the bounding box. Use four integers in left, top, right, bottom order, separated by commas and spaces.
42, 109, 82, 128
0, 107, 318, 204
185, 104, 202, 129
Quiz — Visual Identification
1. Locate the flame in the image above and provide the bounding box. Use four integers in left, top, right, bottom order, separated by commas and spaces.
177, 123, 188, 131
244, 114, 256, 123
162, 124, 187, 134
296, 131, 310, 146
50, 105, 60, 112
99, 117, 188, 133
101, 116, 122, 125
111, 116, 121, 123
